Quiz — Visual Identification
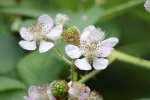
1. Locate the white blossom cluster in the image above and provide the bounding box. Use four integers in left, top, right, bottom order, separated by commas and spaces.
19, 13, 119, 100
24, 81, 103, 100
19, 13, 118, 71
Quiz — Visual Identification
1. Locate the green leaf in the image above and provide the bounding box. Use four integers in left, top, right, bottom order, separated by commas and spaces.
17, 50, 65, 86
0, 76, 26, 91
68, 5, 102, 29
0, 7, 44, 17
100, 22, 121, 38
0, 0, 16, 7
0, 34, 24, 74
0, 90, 26, 100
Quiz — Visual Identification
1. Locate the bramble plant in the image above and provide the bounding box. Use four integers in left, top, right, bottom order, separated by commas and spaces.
12, 0, 150, 100
1, 0, 150, 99
20, 13, 109, 100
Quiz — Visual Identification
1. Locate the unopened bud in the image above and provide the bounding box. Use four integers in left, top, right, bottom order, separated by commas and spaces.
64, 26, 80, 45
55, 13, 70, 26
51, 80, 68, 98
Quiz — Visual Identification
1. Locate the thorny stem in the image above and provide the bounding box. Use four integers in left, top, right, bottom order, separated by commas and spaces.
52, 48, 72, 65
79, 50, 150, 83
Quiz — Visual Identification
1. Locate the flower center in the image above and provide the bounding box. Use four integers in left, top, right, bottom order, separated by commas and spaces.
36, 85, 49, 100
81, 41, 98, 63
30, 22, 46, 42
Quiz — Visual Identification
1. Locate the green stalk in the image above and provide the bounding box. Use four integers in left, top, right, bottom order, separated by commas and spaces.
113, 50, 150, 69
70, 62, 78, 82
52, 48, 72, 65
79, 50, 150, 83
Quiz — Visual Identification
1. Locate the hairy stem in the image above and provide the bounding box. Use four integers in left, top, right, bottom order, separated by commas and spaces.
113, 50, 150, 69
70, 62, 78, 81
53, 48, 72, 65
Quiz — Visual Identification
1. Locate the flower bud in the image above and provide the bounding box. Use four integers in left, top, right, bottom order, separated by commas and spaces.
88, 91, 103, 100
55, 13, 70, 26
68, 81, 91, 100
64, 26, 80, 45
51, 80, 69, 99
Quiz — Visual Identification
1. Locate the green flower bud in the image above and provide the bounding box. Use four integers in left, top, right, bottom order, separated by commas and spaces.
51, 80, 68, 98
64, 26, 80, 45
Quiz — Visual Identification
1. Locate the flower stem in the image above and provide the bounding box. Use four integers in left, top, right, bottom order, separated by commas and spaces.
70, 62, 78, 82
52, 48, 72, 65
98, 0, 144, 21
53, 48, 77, 81
78, 49, 150, 83
113, 50, 150, 69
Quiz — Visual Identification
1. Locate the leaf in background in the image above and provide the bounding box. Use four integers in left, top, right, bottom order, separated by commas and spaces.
0, 0, 16, 7
1, 5, 102, 31
99, 22, 121, 38
68, 5, 102, 29
0, 90, 26, 100
0, 7, 44, 17
17, 50, 65, 86
0, 76, 26, 91
0, 34, 24, 74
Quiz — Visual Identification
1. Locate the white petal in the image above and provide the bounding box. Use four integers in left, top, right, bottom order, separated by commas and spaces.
68, 81, 72, 88
47, 24, 63, 41
101, 37, 119, 48
47, 89, 56, 100
144, 0, 150, 13
20, 27, 34, 41
39, 40, 54, 53
80, 25, 104, 44
79, 86, 91, 100
75, 58, 92, 70
93, 58, 108, 70
65, 45, 82, 59
96, 47, 113, 57
19, 40, 36, 50
96, 46, 113, 57
38, 14, 54, 34
28, 85, 39, 99
96, 38, 118, 57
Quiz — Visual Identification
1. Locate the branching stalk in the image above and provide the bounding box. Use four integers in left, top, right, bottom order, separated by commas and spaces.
53, 48, 72, 65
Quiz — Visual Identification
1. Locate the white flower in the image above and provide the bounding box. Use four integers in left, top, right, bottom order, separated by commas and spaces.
19, 14, 63, 53
144, 0, 150, 13
68, 81, 91, 100
55, 13, 70, 26
65, 25, 119, 70
24, 84, 56, 100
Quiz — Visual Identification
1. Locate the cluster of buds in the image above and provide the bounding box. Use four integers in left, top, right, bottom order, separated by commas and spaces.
24, 80, 103, 100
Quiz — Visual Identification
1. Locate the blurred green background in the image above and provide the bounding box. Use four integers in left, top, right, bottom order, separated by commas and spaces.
0, 0, 150, 100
